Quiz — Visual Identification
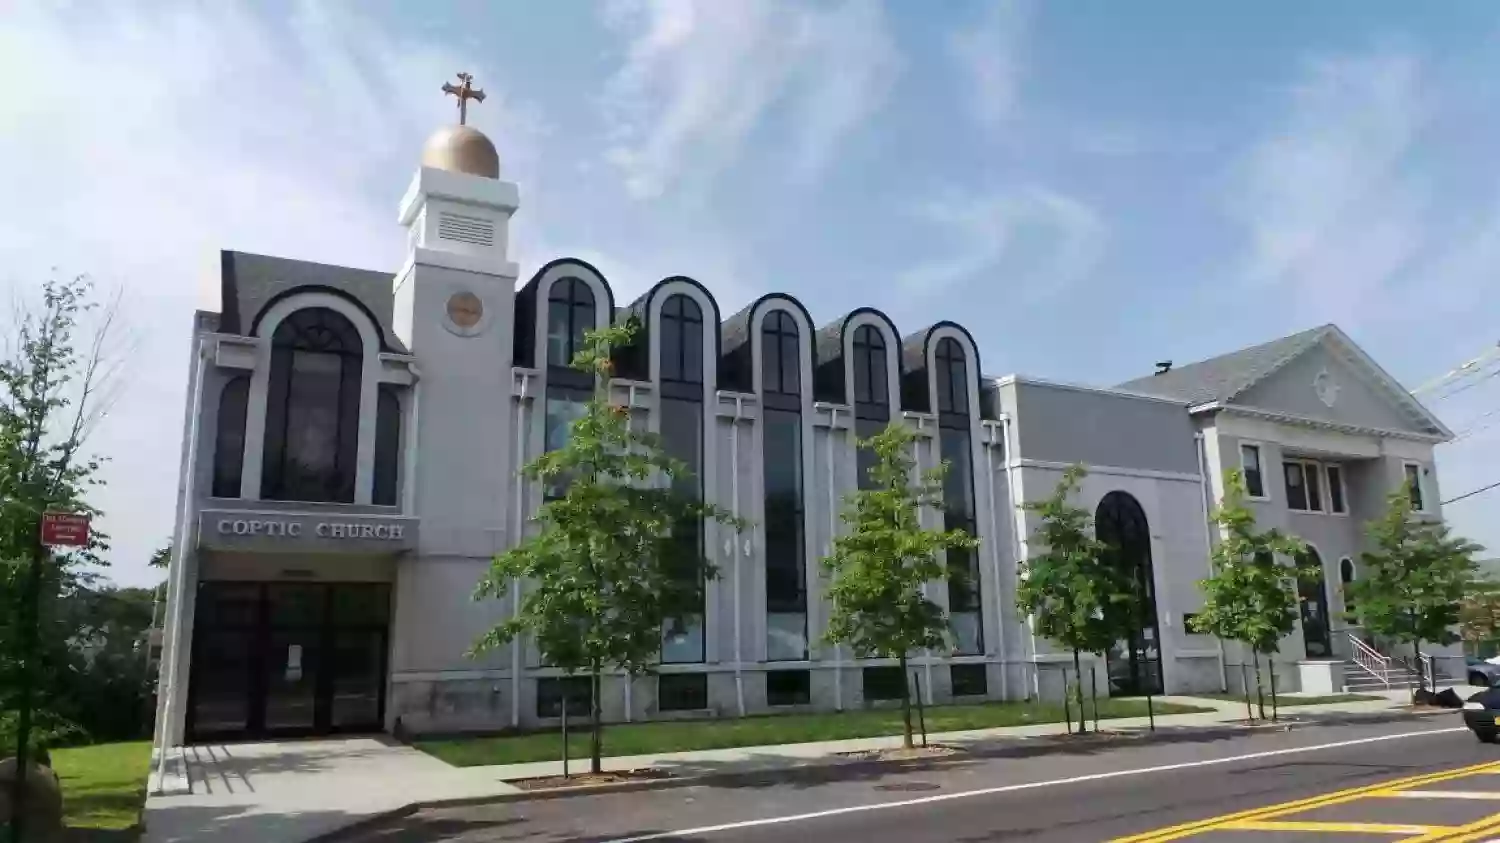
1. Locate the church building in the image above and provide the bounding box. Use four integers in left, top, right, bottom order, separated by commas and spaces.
152, 76, 1456, 749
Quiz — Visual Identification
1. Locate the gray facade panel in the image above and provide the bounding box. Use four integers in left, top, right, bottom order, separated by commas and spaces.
1012, 381, 1199, 475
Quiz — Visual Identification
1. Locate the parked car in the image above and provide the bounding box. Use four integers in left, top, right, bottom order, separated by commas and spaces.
1468, 656, 1500, 687
1462, 681, 1500, 742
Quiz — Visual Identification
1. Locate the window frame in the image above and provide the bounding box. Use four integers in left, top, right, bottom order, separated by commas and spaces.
545, 277, 597, 370
766, 669, 811, 707
659, 294, 704, 385
1402, 461, 1429, 513
657, 672, 709, 712
1324, 463, 1347, 515
850, 324, 889, 410
759, 310, 801, 397
1283, 458, 1325, 513
261, 306, 364, 504
1239, 442, 1269, 500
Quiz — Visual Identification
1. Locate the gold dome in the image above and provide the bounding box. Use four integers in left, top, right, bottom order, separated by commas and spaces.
421, 124, 500, 179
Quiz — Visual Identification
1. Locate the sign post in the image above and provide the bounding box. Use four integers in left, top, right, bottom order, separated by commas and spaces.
11, 512, 89, 843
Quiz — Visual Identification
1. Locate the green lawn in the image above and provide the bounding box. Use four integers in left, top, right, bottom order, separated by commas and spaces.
418, 698, 1210, 767
1196, 693, 1384, 707
50, 741, 153, 831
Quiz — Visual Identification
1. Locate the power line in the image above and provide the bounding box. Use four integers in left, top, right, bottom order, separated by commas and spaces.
1431, 362, 1500, 402
1444, 479, 1500, 506
1414, 341, 1500, 395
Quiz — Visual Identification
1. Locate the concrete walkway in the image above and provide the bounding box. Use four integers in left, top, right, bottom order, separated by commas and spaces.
141, 738, 521, 843
138, 689, 1452, 843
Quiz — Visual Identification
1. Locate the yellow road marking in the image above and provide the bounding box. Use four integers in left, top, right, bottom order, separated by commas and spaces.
1111, 760, 1500, 842
1224, 820, 1438, 834
1397, 811, 1500, 842
1383, 791, 1500, 801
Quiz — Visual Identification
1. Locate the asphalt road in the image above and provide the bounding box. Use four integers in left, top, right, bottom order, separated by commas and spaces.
344, 714, 1497, 843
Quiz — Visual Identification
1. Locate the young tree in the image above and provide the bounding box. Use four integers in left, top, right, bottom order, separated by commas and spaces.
1189, 470, 1308, 720
1345, 490, 1483, 698
822, 421, 978, 749
1015, 465, 1125, 734
1459, 580, 1500, 661
473, 318, 739, 773
0, 278, 122, 838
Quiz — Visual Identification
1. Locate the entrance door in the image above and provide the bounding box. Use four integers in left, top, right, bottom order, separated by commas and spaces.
188, 582, 390, 742
1299, 549, 1333, 659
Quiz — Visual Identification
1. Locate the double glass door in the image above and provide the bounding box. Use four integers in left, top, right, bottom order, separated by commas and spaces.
189, 582, 389, 741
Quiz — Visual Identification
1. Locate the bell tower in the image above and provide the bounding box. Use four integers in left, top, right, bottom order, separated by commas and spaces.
391, 72, 518, 564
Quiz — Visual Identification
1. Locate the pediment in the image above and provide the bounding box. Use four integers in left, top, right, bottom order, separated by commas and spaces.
1227, 331, 1448, 438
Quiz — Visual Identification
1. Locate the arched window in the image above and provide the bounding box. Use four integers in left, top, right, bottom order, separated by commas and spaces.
760, 311, 800, 396
935, 337, 969, 416
659, 295, 704, 384
372, 385, 401, 506
1298, 547, 1331, 658
1097, 491, 1162, 695
761, 310, 806, 660
212, 376, 250, 498
546, 278, 596, 369
851, 325, 888, 407
261, 307, 363, 503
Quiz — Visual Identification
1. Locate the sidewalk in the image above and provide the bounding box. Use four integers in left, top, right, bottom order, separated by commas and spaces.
138, 690, 1449, 843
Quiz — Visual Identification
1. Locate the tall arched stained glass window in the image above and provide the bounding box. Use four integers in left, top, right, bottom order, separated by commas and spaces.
261, 307, 363, 503
546, 278, 596, 369
761, 310, 806, 661
935, 337, 981, 654
851, 324, 889, 491
660, 294, 706, 663
1097, 491, 1162, 695
212, 376, 250, 498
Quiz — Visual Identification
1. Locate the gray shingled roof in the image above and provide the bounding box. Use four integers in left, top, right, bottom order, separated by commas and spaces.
1116, 324, 1331, 406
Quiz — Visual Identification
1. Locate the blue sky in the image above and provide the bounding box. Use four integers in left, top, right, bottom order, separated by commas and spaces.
2, 0, 1499, 585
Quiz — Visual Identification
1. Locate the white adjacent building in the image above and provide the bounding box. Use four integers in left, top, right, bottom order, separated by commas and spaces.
152, 106, 1457, 749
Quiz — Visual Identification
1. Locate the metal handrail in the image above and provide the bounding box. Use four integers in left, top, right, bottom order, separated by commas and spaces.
1348, 632, 1392, 688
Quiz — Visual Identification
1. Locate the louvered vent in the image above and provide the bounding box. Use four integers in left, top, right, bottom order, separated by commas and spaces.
437, 211, 495, 247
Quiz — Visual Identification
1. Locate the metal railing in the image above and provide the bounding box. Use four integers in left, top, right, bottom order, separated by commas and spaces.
1347, 632, 1393, 688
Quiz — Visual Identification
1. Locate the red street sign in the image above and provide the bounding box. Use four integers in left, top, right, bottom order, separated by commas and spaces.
41, 512, 90, 547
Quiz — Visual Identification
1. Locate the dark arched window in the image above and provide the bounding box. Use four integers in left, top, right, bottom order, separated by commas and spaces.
761, 310, 806, 660
372, 385, 401, 506
659, 295, 704, 385
212, 376, 249, 498
1298, 547, 1331, 658
1096, 491, 1162, 695
659, 293, 706, 663
261, 307, 363, 503
760, 311, 800, 396
1340, 557, 1357, 615
546, 278, 596, 368
936, 337, 969, 416
851, 325, 888, 407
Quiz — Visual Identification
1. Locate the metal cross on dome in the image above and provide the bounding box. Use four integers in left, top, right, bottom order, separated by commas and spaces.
442, 72, 486, 125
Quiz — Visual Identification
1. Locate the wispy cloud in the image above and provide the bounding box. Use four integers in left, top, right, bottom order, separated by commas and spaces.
1225, 49, 1431, 325
0, 1, 545, 584
898, 186, 1106, 299
948, 0, 1030, 132
599, 0, 901, 200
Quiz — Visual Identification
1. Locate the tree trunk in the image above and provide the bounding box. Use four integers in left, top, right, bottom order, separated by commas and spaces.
1253, 650, 1266, 721
589, 663, 603, 774
1073, 648, 1087, 735
899, 653, 914, 749
1240, 660, 1252, 721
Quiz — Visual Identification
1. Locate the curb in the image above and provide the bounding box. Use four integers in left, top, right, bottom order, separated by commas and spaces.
308, 707, 1457, 841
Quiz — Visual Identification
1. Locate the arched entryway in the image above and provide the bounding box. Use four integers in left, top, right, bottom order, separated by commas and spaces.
1298, 547, 1333, 658
1096, 491, 1163, 695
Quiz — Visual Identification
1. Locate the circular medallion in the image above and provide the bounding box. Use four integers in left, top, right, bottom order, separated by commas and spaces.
446, 291, 484, 332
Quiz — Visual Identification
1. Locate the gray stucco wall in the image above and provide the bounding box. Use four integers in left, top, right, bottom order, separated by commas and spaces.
1010, 380, 1199, 475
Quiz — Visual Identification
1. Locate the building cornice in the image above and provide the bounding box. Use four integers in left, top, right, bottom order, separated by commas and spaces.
1191, 402, 1448, 443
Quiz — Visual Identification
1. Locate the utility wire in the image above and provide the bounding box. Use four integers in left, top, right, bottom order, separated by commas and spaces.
1431, 362, 1500, 402
1445, 479, 1500, 507
1414, 342, 1500, 395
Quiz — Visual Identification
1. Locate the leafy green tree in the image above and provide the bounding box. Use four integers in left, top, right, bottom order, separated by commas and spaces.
1189, 470, 1308, 719
474, 318, 739, 773
1, 278, 119, 759
1346, 490, 1483, 697
822, 421, 978, 749
1015, 465, 1126, 734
